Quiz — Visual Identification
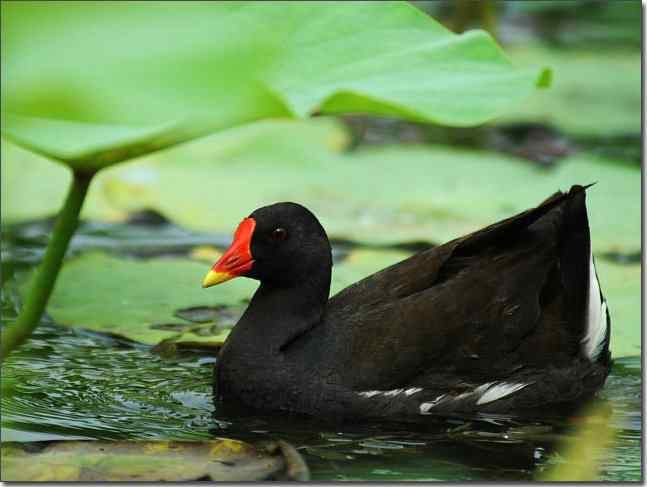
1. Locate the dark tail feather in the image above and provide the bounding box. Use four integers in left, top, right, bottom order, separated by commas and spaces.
458, 184, 590, 255
559, 185, 611, 366
558, 186, 591, 341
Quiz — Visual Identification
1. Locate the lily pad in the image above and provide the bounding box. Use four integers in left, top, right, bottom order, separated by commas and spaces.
331, 249, 412, 295
0, 118, 347, 225
1, 1, 546, 168
19, 248, 409, 348
97, 122, 640, 254
1, 141, 72, 224
0, 141, 129, 225
21, 252, 256, 347
594, 259, 641, 358
501, 44, 640, 137
19, 246, 638, 357
0, 439, 305, 481
4, 118, 639, 256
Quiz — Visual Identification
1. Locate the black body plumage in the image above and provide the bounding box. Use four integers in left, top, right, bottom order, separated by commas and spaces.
214, 186, 611, 419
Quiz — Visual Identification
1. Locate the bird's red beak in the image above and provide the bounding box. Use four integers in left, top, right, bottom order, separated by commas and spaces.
202, 217, 256, 288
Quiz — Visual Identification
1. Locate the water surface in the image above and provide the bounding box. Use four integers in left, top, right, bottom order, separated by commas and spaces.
0, 219, 641, 481
1, 321, 641, 481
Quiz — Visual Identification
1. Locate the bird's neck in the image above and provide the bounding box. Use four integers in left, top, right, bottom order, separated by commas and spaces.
215, 268, 330, 406
227, 268, 331, 356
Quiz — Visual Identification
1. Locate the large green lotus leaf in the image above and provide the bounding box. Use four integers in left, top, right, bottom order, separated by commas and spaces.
0, 114, 195, 173
1, 1, 547, 167
0, 439, 299, 481
97, 122, 639, 254
501, 44, 640, 137
21, 248, 409, 347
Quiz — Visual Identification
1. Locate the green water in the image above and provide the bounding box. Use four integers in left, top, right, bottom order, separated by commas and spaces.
1, 317, 641, 481
0, 220, 642, 481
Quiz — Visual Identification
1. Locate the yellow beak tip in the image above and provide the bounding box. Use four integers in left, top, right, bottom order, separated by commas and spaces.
202, 270, 233, 288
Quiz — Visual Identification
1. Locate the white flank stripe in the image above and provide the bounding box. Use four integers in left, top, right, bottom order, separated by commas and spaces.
384, 388, 404, 397
476, 382, 529, 405
358, 390, 381, 398
420, 381, 530, 414
589, 302, 608, 360
358, 388, 418, 399
419, 394, 447, 414
405, 387, 423, 396
582, 253, 608, 360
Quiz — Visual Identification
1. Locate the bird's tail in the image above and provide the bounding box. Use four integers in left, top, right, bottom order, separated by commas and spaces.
558, 185, 611, 367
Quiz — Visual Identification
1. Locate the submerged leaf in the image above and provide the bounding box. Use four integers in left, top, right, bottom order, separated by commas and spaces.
0, 439, 302, 481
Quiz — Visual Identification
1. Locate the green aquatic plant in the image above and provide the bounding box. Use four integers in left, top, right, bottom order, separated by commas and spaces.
0, 1, 548, 359
537, 403, 615, 481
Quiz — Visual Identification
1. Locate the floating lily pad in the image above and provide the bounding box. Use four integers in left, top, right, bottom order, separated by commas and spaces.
502, 44, 640, 137
19, 247, 638, 357
330, 249, 411, 295
174, 306, 220, 324
97, 123, 639, 254
0, 142, 71, 224
0, 118, 346, 225
19, 252, 255, 347
594, 259, 641, 358
19, 249, 409, 348
1, 1, 546, 167
4, 118, 639, 256
0, 439, 305, 481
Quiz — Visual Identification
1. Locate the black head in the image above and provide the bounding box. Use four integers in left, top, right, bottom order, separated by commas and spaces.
202, 202, 332, 288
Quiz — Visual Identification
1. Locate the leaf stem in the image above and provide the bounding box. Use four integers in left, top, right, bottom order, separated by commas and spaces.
1, 171, 93, 361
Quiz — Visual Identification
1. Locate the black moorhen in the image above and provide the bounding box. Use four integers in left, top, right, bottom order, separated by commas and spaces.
202, 185, 611, 419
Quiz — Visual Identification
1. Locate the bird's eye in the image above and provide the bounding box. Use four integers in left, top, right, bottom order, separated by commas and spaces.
271, 227, 288, 242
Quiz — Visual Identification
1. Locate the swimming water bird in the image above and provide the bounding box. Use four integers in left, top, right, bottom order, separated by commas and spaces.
202, 186, 611, 419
